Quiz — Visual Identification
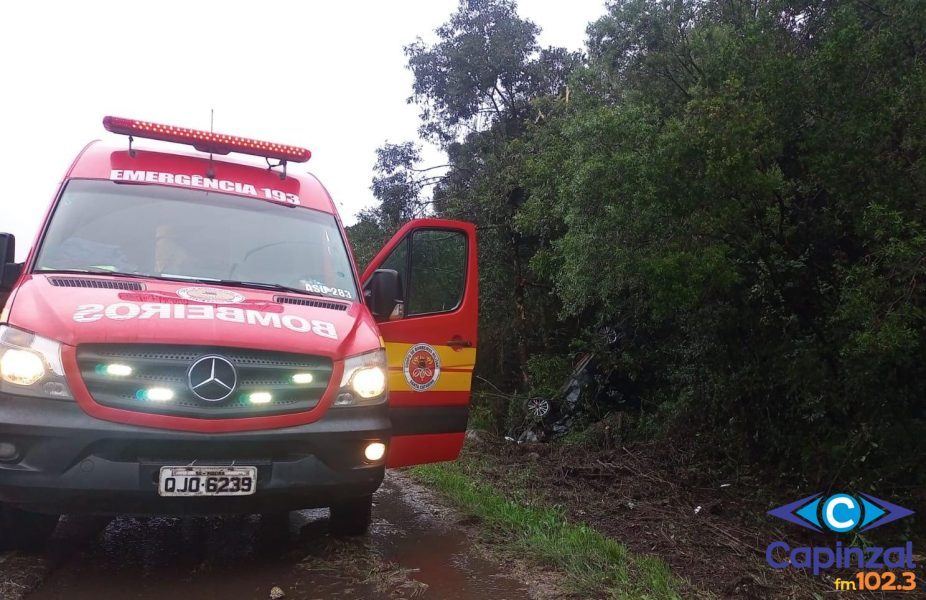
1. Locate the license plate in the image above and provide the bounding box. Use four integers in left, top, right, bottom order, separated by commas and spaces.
158, 466, 257, 497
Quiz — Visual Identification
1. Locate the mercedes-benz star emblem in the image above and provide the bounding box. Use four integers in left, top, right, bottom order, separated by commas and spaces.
187, 355, 238, 402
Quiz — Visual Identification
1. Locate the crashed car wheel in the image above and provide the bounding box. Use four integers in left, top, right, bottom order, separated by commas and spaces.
329, 495, 373, 537
525, 397, 552, 420
0, 504, 59, 552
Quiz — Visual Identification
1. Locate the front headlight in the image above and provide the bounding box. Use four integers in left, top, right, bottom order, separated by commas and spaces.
335, 349, 387, 406
0, 325, 73, 399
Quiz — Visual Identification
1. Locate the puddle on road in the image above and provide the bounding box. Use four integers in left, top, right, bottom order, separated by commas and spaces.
24, 474, 531, 600
369, 477, 529, 599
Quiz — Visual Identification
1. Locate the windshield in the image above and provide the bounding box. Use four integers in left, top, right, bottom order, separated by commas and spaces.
34, 179, 358, 301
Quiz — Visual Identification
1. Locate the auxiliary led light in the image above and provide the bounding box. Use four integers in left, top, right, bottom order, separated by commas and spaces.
249, 392, 273, 404
101, 363, 133, 377
138, 387, 174, 402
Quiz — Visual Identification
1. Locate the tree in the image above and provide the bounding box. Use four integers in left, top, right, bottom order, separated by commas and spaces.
398, 0, 585, 387
523, 0, 926, 492
405, 0, 541, 143
370, 142, 442, 226
350, 0, 926, 503
345, 208, 390, 273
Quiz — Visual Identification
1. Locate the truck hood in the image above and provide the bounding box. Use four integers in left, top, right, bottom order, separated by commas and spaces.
5, 274, 378, 358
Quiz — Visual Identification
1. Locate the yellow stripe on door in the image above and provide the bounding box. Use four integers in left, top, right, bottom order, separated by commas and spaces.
384, 342, 475, 393
384, 343, 476, 370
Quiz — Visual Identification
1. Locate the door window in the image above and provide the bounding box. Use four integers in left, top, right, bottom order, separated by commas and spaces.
406, 230, 466, 316
370, 228, 467, 319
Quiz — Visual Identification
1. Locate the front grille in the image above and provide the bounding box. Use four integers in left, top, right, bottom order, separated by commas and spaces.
76, 344, 332, 419
49, 277, 144, 290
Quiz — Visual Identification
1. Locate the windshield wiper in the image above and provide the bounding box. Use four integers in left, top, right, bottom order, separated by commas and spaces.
36, 268, 147, 279
37, 269, 333, 299
161, 275, 329, 298
208, 279, 329, 298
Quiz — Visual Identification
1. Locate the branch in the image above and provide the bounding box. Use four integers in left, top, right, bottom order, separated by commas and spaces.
415, 175, 447, 185
409, 164, 451, 173
485, 89, 504, 118
657, 66, 692, 99
493, 83, 517, 115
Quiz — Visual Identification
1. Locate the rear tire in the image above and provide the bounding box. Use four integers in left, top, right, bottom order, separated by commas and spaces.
0, 504, 59, 552
329, 495, 372, 537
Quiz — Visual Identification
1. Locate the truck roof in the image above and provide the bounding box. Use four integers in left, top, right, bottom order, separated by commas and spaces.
67, 141, 338, 214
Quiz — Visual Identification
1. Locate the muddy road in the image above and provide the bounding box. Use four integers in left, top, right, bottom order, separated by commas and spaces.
1, 474, 544, 600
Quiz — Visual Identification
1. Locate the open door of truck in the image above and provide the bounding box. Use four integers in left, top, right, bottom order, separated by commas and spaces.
361, 219, 478, 467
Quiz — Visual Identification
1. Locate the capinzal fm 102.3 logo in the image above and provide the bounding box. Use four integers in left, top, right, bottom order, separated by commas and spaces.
768, 492, 914, 533
765, 492, 917, 591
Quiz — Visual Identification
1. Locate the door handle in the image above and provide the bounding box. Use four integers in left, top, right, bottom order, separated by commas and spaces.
447, 338, 473, 350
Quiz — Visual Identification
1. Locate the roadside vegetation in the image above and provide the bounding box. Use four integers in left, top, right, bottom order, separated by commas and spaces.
350, 0, 926, 517
411, 431, 856, 598
411, 455, 684, 599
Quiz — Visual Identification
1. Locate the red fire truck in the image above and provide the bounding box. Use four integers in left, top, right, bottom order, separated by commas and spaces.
0, 117, 477, 549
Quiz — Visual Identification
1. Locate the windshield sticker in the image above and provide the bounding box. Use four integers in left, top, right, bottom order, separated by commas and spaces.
403, 343, 441, 392
72, 303, 338, 339
177, 287, 245, 304
302, 280, 353, 299
110, 170, 300, 205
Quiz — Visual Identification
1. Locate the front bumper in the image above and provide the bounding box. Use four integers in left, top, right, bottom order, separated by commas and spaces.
0, 395, 388, 515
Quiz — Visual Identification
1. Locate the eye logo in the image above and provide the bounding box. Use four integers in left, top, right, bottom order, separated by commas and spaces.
768, 492, 914, 533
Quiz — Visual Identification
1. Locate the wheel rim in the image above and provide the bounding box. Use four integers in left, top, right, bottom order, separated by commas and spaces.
526, 398, 551, 418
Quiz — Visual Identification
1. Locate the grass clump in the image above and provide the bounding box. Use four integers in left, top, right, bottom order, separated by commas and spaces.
410, 461, 683, 599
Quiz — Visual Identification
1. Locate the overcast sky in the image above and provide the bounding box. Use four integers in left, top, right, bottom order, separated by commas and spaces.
0, 0, 604, 261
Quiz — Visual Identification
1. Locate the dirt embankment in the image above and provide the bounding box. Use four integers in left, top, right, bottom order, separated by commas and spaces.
456, 432, 923, 599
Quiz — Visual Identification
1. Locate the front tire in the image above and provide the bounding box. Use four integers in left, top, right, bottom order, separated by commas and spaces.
0, 504, 59, 552
329, 495, 372, 537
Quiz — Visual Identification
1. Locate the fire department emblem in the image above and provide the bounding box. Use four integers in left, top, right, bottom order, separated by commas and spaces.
177, 287, 245, 304
404, 343, 441, 392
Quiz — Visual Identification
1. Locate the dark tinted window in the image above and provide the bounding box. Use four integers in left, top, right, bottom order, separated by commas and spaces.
406, 229, 466, 316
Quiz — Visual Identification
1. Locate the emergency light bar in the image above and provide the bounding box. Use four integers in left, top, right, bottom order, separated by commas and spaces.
102, 116, 312, 163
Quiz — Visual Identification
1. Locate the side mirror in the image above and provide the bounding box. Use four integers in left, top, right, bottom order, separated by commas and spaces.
0, 233, 22, 292
364, 269, 403, 320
